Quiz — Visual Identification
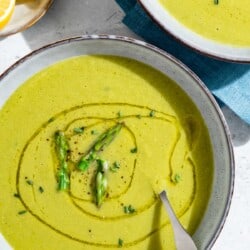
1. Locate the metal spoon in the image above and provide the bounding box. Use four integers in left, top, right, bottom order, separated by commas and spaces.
159, 190, 197, 250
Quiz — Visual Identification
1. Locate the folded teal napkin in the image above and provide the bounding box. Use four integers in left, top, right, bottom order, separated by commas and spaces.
116, 0, 250, 124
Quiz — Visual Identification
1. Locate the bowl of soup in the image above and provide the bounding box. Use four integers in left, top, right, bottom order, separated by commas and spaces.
138, 0, 250, 62
0, 35, 234, 249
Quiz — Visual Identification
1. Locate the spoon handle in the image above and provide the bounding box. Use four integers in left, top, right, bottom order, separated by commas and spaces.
159, 191, 197, 250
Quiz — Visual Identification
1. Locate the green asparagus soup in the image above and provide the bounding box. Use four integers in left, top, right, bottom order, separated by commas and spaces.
0, 55, 213, 249
159, 0, 250, 46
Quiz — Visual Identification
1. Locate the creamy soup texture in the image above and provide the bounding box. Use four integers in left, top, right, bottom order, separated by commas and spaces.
0, 56, 213, 249
159, 0, 250, 46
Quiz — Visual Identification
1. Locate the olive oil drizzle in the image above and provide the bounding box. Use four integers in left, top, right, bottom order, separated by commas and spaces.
69, 159, 137, 203
15, 102, 197, 247
70, 194, 157, 221
68, 117, 196, 220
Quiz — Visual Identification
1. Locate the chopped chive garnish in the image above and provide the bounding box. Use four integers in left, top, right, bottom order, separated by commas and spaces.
136, 114, 142, 119
118, 238, 123, 247
214, 0, 219, 4
26, 180, 33, 186
48, 117, 54, 123
130, 147, 137, 153
149, 110, 155, 117
18, 210, 27, 215
117, 111, 122, 118
14, 193, 20, 198
39, 186, 44, 193
110, 161, 120, 172
91, 130, 98, 135
173, 174, 181, 183
124, 205, 136, 214
73, 127, 84, 134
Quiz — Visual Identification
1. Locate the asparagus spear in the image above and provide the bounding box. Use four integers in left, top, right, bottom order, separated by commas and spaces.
77, 123, 123, 172
94, 123, 123, 151
77, 151, 98, 172
55, 131, 70, 190
95, 159, 108, 207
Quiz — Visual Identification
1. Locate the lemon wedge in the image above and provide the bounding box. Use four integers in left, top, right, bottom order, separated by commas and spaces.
0, 0, 15, 30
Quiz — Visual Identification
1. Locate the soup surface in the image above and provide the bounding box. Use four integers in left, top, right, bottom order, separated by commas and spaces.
159, 0, 250, 46
0, 56, 213, 249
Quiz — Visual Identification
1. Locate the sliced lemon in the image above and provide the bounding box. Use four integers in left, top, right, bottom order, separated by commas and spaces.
0, 0, 16, 30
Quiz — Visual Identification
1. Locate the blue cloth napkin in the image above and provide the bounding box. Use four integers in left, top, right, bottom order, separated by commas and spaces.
116, 0, 250, 124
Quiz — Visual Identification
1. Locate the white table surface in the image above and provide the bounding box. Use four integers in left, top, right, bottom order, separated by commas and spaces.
0, 1, 249, 249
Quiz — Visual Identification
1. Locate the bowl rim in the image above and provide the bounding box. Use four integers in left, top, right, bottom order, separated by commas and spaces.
0, 0, 54, 38
0, 34, 235, 249
137, 0, 250, 63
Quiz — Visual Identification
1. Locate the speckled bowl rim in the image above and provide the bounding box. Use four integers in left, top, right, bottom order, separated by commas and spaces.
0, 35, 235, 249
137, 0, 250, 63
0, 0, 54, 38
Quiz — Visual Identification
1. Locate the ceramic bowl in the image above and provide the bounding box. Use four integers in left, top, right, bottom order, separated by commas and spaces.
138, 0, 250, 62
0, 0, 53, 37
0, 35, 234, 249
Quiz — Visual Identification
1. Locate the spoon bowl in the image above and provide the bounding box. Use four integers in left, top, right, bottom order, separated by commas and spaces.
159, 190, 197, 250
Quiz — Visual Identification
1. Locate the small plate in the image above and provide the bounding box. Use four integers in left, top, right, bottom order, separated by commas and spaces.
0, 0, 53, 37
